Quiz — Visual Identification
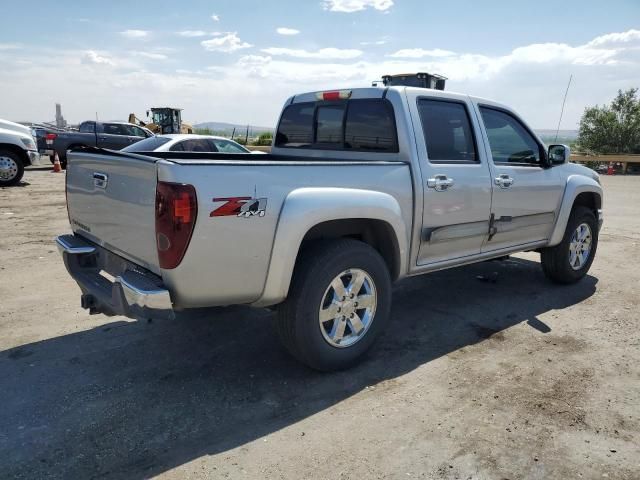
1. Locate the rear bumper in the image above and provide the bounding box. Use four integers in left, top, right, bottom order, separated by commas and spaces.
56, 234, 174, 320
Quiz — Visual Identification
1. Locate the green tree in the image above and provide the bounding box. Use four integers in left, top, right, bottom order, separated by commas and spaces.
577, 88, 640, 154
254, 131, 273, 146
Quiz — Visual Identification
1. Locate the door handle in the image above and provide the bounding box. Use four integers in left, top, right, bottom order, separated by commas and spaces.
495, 174, 514, 188
427, 174, 454, 192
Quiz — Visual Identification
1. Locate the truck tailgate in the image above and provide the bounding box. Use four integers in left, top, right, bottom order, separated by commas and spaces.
66, 150, 161, 274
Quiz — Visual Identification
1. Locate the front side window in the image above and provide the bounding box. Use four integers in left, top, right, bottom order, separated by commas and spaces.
418, 99, 477, 162
480, 107, 541, 165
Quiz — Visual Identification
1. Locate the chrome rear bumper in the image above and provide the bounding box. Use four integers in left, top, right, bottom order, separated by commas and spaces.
56, 234, 173, 320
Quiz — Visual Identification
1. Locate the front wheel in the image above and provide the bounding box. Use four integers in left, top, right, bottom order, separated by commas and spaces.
0, 150, 25, 186
541, 206, 599, 284
275, 238, 392, 371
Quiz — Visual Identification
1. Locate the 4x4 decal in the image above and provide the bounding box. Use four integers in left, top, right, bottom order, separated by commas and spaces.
210, 197, 267, 218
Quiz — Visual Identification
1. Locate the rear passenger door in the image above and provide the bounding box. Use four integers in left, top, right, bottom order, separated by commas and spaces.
408, 94, 493, 265
475, 105, 564, 251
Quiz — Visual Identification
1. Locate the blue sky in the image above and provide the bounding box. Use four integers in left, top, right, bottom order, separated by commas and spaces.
1, 0, 639, 129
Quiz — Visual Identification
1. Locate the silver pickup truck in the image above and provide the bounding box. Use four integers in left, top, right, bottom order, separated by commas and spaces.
57, 84, 603, 371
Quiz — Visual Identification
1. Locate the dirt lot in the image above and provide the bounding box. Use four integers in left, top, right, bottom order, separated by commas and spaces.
1, 168, 638, 479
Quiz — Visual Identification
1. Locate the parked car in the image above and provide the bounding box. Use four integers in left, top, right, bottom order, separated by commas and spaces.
121, 134, 260, 154
0, 118, 41, 186
50, 121, 153, 167
57, 85, 603, 371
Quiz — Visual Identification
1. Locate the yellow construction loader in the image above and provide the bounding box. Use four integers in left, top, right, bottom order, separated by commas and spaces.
128, 107, 194, 135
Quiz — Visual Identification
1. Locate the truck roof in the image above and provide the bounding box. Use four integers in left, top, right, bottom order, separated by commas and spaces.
288, 86, 506, 110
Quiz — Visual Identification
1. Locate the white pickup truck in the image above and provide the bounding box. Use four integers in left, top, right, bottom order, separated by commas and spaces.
57, 84, 603, 371
0, 119, 41, 186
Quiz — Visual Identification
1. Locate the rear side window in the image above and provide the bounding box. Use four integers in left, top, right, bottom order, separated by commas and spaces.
275, 99, 398, 153
103, 123, 127, 136
79, 122, 95, 133
170, 139, 216, 152
418, 99, 477, 163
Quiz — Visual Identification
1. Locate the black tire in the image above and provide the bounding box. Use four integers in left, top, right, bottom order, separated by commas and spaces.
541, 206, 598, 284
0, 149, 25, 187
275, 238, 392, 372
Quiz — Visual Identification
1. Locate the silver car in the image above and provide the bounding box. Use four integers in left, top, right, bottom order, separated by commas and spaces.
121, 134, 263, 154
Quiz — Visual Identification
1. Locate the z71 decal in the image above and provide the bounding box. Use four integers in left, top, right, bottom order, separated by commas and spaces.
210, 197, 268, 218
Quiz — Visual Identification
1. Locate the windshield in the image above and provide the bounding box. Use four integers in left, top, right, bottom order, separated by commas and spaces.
122, 136, 171, 152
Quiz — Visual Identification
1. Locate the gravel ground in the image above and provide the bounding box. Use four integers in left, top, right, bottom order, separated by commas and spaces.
0, 168, 638, 479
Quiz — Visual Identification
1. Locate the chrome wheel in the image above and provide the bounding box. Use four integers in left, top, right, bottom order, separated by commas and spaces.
318, 268, 377, 348
0, 156, 19, 182
569, 222, 592, 270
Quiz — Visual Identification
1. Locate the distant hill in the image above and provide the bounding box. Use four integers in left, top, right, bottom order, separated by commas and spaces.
535, 129, 579, 143
194, 121, 274, 134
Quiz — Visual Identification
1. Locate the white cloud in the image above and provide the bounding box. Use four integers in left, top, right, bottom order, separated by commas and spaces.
261, 47, 363, 59
387, 48, 456, 58
201, 32, 252, 53
211, 14, 220, 21
276, 27, 300, 36
131, 51, 168, 60
0, 43, 20, 50
81, 50, 115, 66
176, 30, 208, 37
119, 29, 150, 39
587, 29, 640, 47
2, 29, 639, 132
360, 39, 388, 46
322, 0, 393, 13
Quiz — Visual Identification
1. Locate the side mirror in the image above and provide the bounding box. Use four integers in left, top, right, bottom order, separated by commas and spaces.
548, 144, 570, 165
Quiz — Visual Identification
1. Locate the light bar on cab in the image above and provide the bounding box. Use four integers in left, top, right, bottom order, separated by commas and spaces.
315, 90, 352, 101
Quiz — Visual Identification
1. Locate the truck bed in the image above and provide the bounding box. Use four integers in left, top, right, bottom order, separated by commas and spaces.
65, 148, 413, 308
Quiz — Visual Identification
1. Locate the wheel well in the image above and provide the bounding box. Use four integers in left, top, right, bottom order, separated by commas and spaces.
299, 219, 401, 280
573, 192, 601, 215
0, 143, 28, 165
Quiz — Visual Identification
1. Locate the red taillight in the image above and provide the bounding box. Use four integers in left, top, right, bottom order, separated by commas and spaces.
155, 182, 197, 269
45, 133, 57, 145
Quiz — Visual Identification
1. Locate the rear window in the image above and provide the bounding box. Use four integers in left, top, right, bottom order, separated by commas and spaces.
122, 136, 171, 152
275, 99, 398, 153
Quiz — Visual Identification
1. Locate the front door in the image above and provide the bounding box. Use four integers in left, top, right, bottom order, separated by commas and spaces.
409, 94, 493, 265
475, 104, 565, 252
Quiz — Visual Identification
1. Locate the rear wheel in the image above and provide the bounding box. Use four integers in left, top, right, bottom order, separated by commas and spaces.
541, 206, 598, 284
0, 150, 24, 186
275, 238, 392, 371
